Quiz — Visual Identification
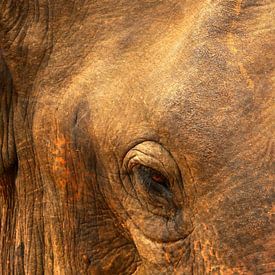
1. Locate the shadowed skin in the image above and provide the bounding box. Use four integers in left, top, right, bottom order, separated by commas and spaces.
0, 0, 274, 274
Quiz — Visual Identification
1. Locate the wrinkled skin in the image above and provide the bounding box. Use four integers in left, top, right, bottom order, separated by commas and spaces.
0, 0, 274, 274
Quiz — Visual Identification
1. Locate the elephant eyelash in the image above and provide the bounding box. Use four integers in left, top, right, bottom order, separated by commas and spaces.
136, 165, 172, 197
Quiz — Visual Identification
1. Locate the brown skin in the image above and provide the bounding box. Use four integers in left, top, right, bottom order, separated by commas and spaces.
0, 0, 274, 274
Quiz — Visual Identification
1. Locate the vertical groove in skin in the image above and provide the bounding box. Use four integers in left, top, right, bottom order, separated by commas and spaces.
1, 2, 52, 273
0, 55, 16, 174
0, 60, 17, 275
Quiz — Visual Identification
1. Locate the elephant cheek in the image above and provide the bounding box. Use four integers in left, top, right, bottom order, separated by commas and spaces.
128, 222, 194, 274
128, 224, 168, 266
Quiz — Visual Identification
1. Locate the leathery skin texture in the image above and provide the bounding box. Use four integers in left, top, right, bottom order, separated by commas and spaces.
0, 0, 274, 274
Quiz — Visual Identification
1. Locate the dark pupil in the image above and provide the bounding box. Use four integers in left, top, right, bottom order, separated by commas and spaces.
151, 172, 169, 188
137, 165, 170, 194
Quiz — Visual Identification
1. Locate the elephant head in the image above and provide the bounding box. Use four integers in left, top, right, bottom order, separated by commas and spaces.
0, 0, 274, 274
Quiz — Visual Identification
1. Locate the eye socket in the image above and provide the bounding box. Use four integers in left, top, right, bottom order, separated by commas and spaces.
136, 165, 171, 197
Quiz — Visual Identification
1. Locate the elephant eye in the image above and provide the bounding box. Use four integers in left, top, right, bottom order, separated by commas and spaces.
137, 165, 171, 197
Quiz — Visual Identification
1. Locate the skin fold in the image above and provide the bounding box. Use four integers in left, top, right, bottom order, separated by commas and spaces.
0, 0, 274, 274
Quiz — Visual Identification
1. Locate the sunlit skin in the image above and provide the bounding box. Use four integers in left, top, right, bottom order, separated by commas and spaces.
0, 0, 274, 274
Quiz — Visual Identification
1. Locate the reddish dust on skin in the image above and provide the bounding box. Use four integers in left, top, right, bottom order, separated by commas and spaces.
50, 135, 82, 201
269, 205, 275, 217
51, 136, 70, 189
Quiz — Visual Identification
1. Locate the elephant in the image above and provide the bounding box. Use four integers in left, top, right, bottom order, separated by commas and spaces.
0, 0, 274, 274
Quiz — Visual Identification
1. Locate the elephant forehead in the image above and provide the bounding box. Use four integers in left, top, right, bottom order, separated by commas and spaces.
40, 0, 273, 160
82, 57, 247, 138
83, 78, 236, 171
